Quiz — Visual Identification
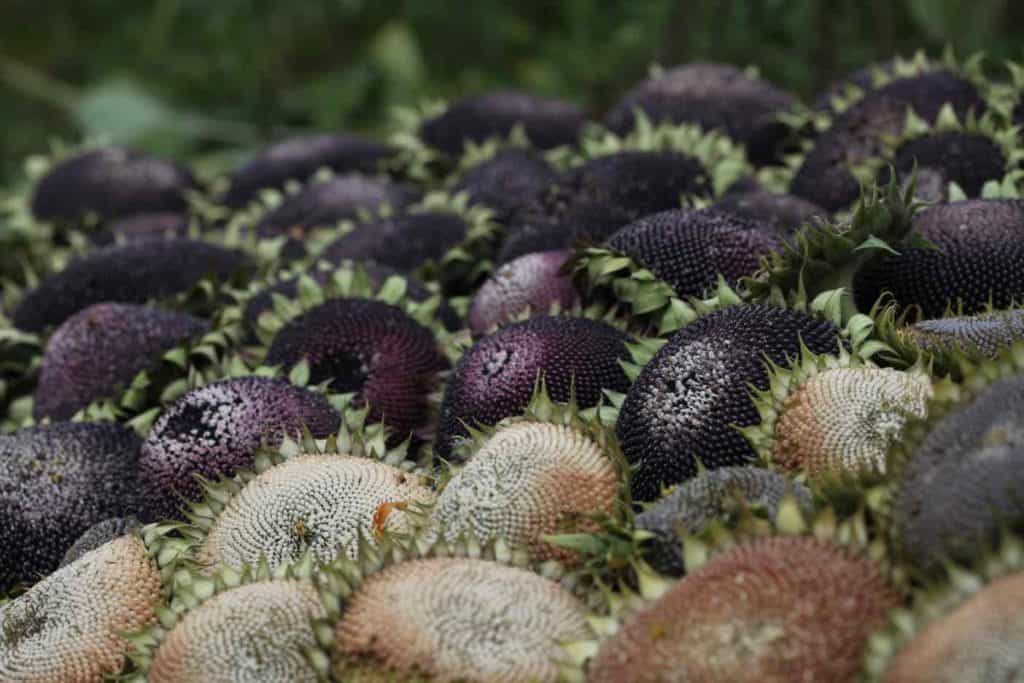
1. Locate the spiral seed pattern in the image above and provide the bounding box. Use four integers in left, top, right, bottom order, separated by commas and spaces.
334, 558, 591, 683
881, 572, 1024, 683
0, 535, 162, 683
773, 367, 930, 477
149, 580, 324, 683
431, 422, 618, 562
588, 536, 898, 683
197, 455, 435, 572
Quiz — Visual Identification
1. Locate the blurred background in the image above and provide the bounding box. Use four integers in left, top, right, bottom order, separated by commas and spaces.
2, 0, 1022, 182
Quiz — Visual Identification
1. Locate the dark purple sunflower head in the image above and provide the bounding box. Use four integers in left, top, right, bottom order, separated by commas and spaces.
792, 71, 987, 211
877, 131, 1007, 202
852, 199, 1024, 318
138, 376, 340, 520
222, 133, 398, 208
617, 304, 842, 501
35, 302, 208, 420
264, 298, 448, 437
418, 90, 585, 156
452, 149, 558, 223
498, 151, 710, 263
604, 62, 799, 165
0, 422, 143, 591
467, 250, 578, 334
320, 212, 468, 273
254, 174, 421, 243
434, 315, 633, 461
12, 240, 252, 333
605, 208, 783, 297
30, 146, 197, 223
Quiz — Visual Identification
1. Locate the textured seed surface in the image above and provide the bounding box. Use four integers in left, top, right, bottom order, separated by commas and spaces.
320, 211, 468, 273
431, 422, 618, 562
891, 374, 1024, 571
242, 261, 460, 336
468, 250, 578, 334
499, 151, 709, 263
773, 367, 930, 477
418, 90, 585, 155
149, 580, 325, 683
881, 572, 1024, 683
588, 536, 899, 683
0, 422, 143, 591
254, 174, 420, 239
635, 467, 813, 575
12, 240, 251, 333
138, 376, 340, 521
223, 133, 396, 208
334, 558, 591, 683
618, 305, 841, 501
59, 517, 140, 568
879, 132, 1006, 202
0, 535, 162, 683
264, 298, 448, 437
854, 200, 1024, 318
604, 62, 797, 164
197, 455, 435, 572
35, 302, 208, 420
435, 316, 632, 460
453, 149, 558, 223
901, 309, 1024, 358
715, 189, 828, 236
605, 208, 781, 297
30, 146, 196, 222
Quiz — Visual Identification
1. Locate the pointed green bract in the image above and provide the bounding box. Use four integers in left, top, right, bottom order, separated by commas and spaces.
744, 170, 927, 309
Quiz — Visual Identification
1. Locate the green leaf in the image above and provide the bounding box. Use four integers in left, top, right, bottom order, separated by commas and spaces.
542, 533, 608, 556
289, 359, 311, 387
599, 256, 633, 276
854, 236, 900, 256
377, 275, 407, 304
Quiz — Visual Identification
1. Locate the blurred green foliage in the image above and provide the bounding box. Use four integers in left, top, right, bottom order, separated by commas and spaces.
1, 0, 1022, 181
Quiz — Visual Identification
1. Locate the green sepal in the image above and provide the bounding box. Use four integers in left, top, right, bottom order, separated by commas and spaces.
743, 169, 926, 309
